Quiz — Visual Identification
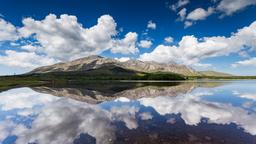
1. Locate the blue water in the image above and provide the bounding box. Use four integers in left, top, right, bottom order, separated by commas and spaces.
0, 81, 256, 144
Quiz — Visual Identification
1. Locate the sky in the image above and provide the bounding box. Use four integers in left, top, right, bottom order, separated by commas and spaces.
0, 0, 256, 76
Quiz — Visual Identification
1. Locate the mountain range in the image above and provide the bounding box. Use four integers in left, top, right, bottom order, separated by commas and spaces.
29, 55, 231, 77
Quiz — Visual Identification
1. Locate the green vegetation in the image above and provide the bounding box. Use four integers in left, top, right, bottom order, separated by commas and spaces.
0, 71, 186, 91
1, 68, 256, 92
187, 75, 256, 80
0, 76, 48, 92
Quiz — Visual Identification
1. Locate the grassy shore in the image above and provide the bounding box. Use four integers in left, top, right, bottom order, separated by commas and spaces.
0, 76, 49, 92
187, 75, 256, 80
0, 72, 185, 91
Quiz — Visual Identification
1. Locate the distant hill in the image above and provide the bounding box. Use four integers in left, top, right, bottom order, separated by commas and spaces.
29, 55, 199, 76
199, 71, 233, 77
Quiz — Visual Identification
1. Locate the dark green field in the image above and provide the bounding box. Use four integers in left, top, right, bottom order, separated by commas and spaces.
0, 71, 185, 91
1, 69, 256, 92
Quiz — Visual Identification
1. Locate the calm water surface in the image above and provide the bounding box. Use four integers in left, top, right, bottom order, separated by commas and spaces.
0, 80, 256, 144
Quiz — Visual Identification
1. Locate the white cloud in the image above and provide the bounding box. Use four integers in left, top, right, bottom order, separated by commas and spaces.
0, 120, 16, 142
1, 84, 256, 143
139, 91, 256, 135
139, 45, 179, 64
0, 88, 141, 144
0, 50, 58, 69
193, 63, 212, 69
217, 0, 256, 16
114, 97, 131, 102
0, 18, 19, 41
0, 88, 58, 111
139, 112, 153, 120
14, 99, 116, 144
110, 105, 139, 129
232, 57, 256, 67
175, 0, 256, 26
10, 42, 20, 46
147, 20, 156, 30
115, 57, 131, 62
18, 14, 139, 60
20, 44, 38, 52
0, 14, 140, 71
177, 8, 187, 21
110, 32, 139, 54
164, 36, 174, 43
170, 0, 190, 11
138, 40, 152, 48
233, 91, 256, 100
18, 14, 118, 61
238, 51, 250, 58
139, 20, 256, 66
186, 7, 214, 21
184, 21, 193, 28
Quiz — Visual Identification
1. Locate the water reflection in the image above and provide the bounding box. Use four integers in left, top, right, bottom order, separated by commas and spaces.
31, 81, 225, 104
0, 81, 256, 144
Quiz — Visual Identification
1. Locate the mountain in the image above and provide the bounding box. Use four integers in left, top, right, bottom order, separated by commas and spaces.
199, 71, 233, 77
29, 55, 199, 76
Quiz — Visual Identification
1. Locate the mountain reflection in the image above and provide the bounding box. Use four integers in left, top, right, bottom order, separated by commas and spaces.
0, 81, 256, 144
32, 81, 225, 104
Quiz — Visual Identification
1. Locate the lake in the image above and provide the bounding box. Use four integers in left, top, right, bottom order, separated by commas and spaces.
0, 80, 256, 144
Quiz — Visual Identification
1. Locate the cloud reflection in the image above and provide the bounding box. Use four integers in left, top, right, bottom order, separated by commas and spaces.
0, 82, 256, 144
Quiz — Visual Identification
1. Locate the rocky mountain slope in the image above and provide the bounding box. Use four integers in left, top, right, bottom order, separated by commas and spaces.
29, 55, 198, 76
199, 71, 233, 77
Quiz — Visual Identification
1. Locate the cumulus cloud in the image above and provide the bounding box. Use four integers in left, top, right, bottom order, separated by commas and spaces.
147, 20, 156, 30
139, 91, 256, 135
184, 21, 193, 28
0, 88, 117, 144
19, 14, 118, 60
164, 36, 174, 43
0, 18, 19, 41
115, 57, 131, 62
233, 91, 256, 100
232, 57, 256, 67
170, 0, 190, 11
238, 51, 250, 58
20, 44, 39, 52
184, 7, 215, 27
173, 3, 214, 27
0, 88, 59, 119
138, 40, 152, 48
0, 14, 140, 70
177, 8, 187, 21
110, 105, 139, 129
1, 83, 256, 143
110, 32, 139, 54
0, 88, 141, 144
193, 63, 213, 69
175, 0, 256, 27
164, 37, 174, 44
139, 112, 153, 120
217, 0, 256, 16
187, 7, 214, 21
14, 99, 116, 144
0, 50, 58, 68
139, 20, 256, 66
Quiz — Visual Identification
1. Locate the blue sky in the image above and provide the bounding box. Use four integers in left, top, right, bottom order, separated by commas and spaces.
0, 0, 256, 75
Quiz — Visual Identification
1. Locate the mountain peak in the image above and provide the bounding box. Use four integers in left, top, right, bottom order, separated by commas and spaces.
29, 55, 199, 76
